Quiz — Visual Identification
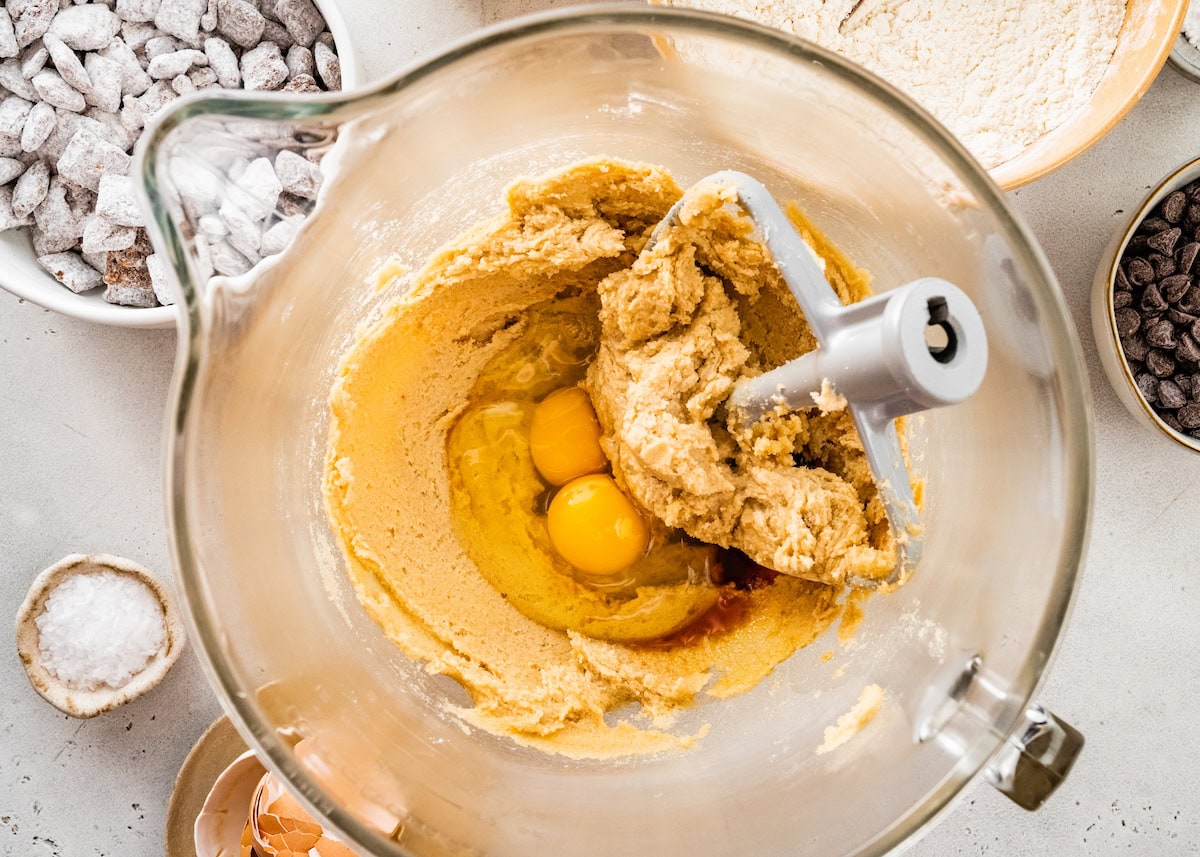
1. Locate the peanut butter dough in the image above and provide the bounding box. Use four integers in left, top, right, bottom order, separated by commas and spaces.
587, 178, 897, 586
324, 158, 894, 758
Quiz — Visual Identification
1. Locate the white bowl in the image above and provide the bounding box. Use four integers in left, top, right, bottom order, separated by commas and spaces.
1167, 28, 1200, 85
1091, 155, 1200, 456
0, 0, 362, 329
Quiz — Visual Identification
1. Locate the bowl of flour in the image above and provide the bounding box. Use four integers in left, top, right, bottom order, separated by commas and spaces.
658, 0, 1188, 189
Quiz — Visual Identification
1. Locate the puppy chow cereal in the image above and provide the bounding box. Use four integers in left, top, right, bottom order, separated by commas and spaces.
0, 0, 341, 307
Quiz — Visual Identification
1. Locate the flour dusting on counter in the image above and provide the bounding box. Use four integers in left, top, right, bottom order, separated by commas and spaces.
663, 0, 1127, 169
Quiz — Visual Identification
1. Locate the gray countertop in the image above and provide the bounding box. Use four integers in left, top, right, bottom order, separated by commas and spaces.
2, 2, 1199, 854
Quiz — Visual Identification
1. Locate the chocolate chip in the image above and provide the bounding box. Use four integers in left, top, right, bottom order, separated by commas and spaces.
1179, 402, 1200, 429
1148, 227, 1182, 255
1148, 349, 1177, 377
1179, 242, 1200, 275
1127, 257, 1154, 286
1159, 379, 1187, 409
1162, 274, 1192, 303
1179, 286, 1200, 315
1141, 282, 1168, 313
1136, 373, 1160, 402
1122, 334, 1149, 361
1177, 331, 1200, 363
1115, 188, 1200, 429
1115, 307, 1142, 337
1163, 191, 1188, 224
1151, 253, 1178, 278
1146, 318, 1178, 348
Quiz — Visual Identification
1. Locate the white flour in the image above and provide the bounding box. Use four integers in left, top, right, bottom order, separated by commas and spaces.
664, 0, 1128, 170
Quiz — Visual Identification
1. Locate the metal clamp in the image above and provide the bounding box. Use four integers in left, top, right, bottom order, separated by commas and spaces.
916, 656, 1084, 811
984, 704, 1085, 811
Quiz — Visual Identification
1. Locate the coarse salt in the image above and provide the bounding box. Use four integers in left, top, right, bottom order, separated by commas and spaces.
35, 571, 167, 691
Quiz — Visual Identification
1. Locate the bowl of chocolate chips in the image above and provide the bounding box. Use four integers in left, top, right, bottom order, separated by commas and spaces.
1093, 157, 1200, 453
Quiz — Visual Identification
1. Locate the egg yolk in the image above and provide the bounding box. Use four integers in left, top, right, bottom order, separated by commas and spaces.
529, 387, 607, 486
547, 474, 649, 575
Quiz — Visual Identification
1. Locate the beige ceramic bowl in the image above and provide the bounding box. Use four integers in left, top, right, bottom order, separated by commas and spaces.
1092, 156, 1200, 456
654, 0, 1185, 190
993, 0, 1186, 189
15, 553, 187, 718
167, 716, 250, 857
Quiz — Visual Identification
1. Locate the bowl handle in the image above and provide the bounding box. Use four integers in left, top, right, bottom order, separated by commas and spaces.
915, 655, 1083, 811
983, 703, 1084, 811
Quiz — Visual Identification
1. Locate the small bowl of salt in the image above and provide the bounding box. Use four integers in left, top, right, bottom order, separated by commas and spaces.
15, 554, 186, 719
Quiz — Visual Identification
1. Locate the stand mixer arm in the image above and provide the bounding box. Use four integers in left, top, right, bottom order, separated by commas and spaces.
661, 171, 989, 586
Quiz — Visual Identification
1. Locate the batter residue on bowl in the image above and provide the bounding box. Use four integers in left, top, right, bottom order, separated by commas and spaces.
324, 158, 904, 758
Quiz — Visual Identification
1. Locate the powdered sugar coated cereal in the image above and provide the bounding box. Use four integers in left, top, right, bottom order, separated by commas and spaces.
0, 0, 343, 308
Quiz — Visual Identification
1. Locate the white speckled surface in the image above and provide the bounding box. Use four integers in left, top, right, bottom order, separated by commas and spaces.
2, 2, 1199, 855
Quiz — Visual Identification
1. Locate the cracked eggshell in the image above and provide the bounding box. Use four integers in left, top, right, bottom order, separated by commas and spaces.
192, 748, 361, 857
14, 553, 186, 718
251, 769, 361, 857
194, 749, 268, 857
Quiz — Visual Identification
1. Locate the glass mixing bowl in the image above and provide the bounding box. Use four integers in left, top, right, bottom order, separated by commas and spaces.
140, 7, 1094, 856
